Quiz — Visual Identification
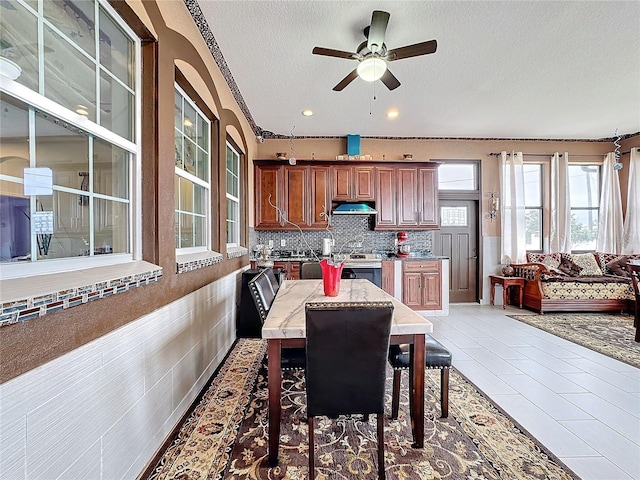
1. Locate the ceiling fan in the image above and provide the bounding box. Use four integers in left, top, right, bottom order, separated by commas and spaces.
312, 10, 437, 91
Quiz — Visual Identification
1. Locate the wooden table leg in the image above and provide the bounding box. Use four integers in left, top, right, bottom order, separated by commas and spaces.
502, 285, 508, 309
490, 280, 495, 306
267, 339, 282, 466
518, 284, 524, 308
411, 334, 425, 448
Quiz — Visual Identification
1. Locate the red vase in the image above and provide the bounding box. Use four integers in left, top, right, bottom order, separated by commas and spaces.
319, 259, 344, 297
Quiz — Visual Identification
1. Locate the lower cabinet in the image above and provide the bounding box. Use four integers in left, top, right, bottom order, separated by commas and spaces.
249, 260, 300, 280
402, 260, 442, 310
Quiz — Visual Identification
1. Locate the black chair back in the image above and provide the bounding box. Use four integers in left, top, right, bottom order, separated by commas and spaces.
263, 267, 280, 294
305, 301, 393, 417
300, 262, 322, 279
247, 270, 275, 323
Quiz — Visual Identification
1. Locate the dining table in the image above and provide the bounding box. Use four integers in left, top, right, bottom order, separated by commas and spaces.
261, 278, 434, 466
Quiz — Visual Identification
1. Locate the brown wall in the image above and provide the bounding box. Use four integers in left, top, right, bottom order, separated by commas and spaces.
1, 0, 259, 383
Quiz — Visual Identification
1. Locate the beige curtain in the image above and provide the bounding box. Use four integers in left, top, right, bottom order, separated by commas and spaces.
595, 153, 624, 253
622, 148, 640, 254
549, 152, 572, 252
500, 151, 527, 264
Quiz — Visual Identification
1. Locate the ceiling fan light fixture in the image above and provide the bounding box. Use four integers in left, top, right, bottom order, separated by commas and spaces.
357, 56, 387, 82
0, 57, 22, 80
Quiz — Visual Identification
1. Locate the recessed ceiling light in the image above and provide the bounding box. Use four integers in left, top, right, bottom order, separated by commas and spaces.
0, 57, 21, 80
302, 109, 314, 117
386, 110, 399, 119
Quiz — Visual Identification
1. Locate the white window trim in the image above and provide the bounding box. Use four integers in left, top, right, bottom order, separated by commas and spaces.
174, 84, 212, 255
0, 0, 142, 281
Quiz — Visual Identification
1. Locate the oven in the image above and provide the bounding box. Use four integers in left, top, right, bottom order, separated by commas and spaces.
336, 253, 383, 288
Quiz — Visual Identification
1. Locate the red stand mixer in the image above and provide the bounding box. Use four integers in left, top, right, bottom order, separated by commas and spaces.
396, 231, 411, 258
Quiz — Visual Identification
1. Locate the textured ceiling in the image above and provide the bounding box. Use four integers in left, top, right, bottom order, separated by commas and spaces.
195, 1, 640, 140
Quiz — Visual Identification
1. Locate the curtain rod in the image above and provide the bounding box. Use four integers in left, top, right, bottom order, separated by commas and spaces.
489, 148, 638, 157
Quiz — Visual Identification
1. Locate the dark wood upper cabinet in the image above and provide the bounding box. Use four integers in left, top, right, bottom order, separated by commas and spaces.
255, 163, 331, 230
331, 166, 374, 201
309, 166, 331, 228
283, 167, 308, 227
375, 166, 397, 228
374, 163, 439, 230
255, 160, 438, 231
255, 165, 282, 229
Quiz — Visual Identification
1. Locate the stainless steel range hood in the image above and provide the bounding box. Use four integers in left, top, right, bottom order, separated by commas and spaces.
331, 202, 378, 215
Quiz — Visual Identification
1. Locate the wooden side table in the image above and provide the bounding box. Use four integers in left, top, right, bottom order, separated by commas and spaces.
489, 275, 525, 309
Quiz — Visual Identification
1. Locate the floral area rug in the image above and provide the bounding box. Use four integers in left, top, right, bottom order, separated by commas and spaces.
147, 338, 577, 480
508, 313, 640, 369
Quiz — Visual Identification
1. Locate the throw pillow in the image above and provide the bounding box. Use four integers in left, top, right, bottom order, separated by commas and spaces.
557, 256, 583, 276
564, 253, 603, 276
596, 252, 626, 274
606, 257, 630, 277
526, 252, 561, 270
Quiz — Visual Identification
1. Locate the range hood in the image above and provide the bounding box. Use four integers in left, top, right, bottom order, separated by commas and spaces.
332, 202, 378, 215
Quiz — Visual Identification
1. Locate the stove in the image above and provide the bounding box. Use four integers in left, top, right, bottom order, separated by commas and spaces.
334, 253, 382, 268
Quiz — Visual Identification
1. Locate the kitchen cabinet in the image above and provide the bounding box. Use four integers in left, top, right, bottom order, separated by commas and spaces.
381, 260, 395, 295
255, 163, 330, 230
331, 166, 374, 201
255, 165, 283, 229
273, 261, 300, 280
402, 260, 441, 310
309, 166, 331, 228
374, 164, 439, 230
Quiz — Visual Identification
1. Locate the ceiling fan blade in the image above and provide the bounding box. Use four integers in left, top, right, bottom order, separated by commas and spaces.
367, 10, 390, 53
387, 39, 437, 61
333, 69, 359, 91
312, 47, 357, 60
380, 69, 401, 91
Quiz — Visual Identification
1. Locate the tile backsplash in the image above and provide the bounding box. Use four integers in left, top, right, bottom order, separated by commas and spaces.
250, 215, 433, 255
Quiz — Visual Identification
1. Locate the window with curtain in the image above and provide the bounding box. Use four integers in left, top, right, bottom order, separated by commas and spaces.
226, 142, 241, 247
174, 85, 211, 252
0, 0, 139, 277
569, 165, 600, 251
524, 164, 543, 251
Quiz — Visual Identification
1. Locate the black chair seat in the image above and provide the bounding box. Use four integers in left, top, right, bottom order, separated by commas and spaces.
388, 335, 452, 369
280, 347, 306, 370
388, 335, 451, 418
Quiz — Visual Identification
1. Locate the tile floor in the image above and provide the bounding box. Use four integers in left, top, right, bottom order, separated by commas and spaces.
425, 304, 640, 480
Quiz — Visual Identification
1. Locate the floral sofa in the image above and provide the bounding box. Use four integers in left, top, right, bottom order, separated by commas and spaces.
511, 252, 638, 314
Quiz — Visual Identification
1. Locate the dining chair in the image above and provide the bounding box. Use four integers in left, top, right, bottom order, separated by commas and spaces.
300, 262, 322, 279
625, 262, 640, 342
247, 271, 306, 370
301, 262, 357, 280
388, 335, 452, 418
263, 267, 281, 294
305, 301, 394, 480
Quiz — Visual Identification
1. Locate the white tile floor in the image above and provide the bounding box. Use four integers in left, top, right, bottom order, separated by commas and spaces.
425, 304, 640, 480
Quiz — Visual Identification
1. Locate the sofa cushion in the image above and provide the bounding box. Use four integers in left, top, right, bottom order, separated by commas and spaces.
557, 256, 583, 276
607, 257, 631, 277
563, 253, 603, 276
527, 252, 561, 270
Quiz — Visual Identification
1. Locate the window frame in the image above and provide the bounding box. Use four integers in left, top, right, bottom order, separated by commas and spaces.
568, 164, 601, 252
0, 0, 141, 280
523, 163, 543, 253
225, 141, 242, 248
173, 83, 212, 255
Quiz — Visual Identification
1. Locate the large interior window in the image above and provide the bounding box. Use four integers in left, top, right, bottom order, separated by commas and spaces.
174, 84, 211, 252
0, 0, 139, 278
226, 142, 240, 247
569, 164, 600, 251
523, 164, 543, 251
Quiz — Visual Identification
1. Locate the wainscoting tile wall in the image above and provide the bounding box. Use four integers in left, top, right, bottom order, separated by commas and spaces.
0, 270, 243, 480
